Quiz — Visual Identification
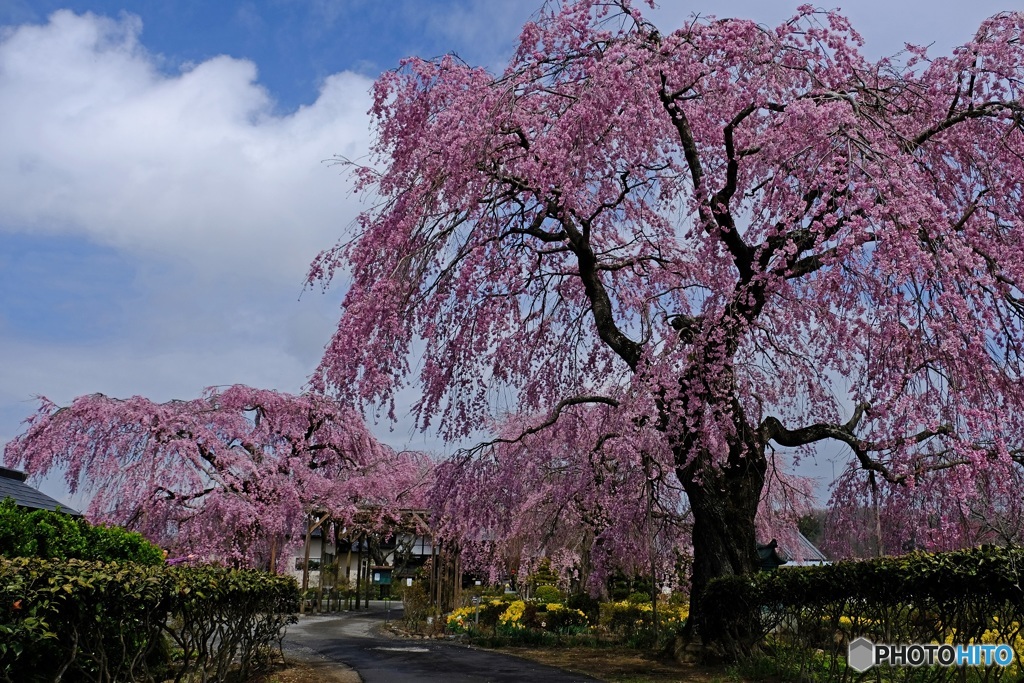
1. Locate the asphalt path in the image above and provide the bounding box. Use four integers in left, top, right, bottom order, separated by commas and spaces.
283, 603, 600, 683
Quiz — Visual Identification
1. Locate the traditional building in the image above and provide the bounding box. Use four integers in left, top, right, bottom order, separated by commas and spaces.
0, 467, 81, 516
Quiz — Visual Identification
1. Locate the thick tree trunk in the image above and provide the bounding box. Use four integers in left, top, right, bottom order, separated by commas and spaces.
678, 437, 766, 650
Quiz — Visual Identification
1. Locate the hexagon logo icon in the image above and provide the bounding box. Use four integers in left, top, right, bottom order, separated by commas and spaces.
848, 637, 875, 672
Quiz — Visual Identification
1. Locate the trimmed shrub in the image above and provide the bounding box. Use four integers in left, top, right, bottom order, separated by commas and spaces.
534, 584, 563, 603
702, 546, 1024, 679
626, 591, 651, 605
0, 557, 298, 682
0, 498, 164, 565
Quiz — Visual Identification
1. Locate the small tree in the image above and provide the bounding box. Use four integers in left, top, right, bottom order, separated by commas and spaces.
4, 386, 431, 567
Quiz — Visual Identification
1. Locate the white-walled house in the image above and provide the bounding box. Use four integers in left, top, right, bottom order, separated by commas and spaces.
290, 516, 435, 599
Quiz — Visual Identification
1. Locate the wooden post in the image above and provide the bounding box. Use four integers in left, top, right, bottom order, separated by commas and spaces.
344, 533, 354, 610
364, 533, 373, 606
429, 538, 437, 614
300, 519, 313, 615
333, 524, 343, 612
453, 548, 462, 609
316, 559, 324, 613
300, 513, 332, 615
435, 540, 443, 615
355, 538, 363, 610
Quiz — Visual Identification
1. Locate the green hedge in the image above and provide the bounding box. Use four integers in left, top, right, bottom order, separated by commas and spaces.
0, 557, 299, 682
702, 546, 1024, 680
166, 564, 300, 682
0, 498, 164, 565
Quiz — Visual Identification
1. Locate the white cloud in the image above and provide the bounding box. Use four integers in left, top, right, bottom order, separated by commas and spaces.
0, 10, 373, 280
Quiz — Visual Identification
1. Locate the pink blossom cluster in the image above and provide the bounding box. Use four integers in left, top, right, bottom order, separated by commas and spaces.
3, 386, 432, 569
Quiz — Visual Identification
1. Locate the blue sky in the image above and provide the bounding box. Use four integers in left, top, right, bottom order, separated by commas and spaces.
0, 0, 1014, 506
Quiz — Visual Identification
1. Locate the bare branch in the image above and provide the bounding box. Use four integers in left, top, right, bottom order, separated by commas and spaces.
456, 394, 621, 457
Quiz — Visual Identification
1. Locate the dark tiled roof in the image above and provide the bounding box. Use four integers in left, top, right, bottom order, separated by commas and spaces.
758, 531, 830, 567
0, 467, 81, 516
757, 539, 788, 569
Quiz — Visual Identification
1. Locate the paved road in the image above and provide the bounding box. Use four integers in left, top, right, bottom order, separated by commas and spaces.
283, 603, 599, 683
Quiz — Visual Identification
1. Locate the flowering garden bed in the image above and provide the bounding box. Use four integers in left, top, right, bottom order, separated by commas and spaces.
444, 594, 689, 650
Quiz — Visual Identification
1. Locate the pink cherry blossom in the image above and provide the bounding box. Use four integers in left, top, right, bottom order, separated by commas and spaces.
3, 386, 432, 569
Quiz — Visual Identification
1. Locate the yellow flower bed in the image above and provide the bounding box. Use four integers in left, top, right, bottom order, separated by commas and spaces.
602, 600, 689, 633
446, 605, 477, 629
499, 599, 527, 629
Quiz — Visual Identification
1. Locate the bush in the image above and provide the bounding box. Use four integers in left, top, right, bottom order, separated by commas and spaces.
702, 546, 1024, 679
401, 581, 432, 632
534, 584, 562, 603
447, 594, 605, 648
542, 604, 590, 633
167, 564, 299, 681
0, 498, 164, 565
0, 557, 298, 682
82, 522, 165, 565
626, 591, 651, 605
606, 573, 653, 602
668, 590, 688, 606
446, 605, 478, 633
498, 599, 529, 632
478, 597, 514, 628
566, 592, 601, 624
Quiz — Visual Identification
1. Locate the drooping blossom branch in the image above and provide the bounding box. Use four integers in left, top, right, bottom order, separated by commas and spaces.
4, 386, 432, 568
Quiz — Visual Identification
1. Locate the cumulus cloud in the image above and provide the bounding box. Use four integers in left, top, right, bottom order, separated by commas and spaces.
0, 9, 373, 279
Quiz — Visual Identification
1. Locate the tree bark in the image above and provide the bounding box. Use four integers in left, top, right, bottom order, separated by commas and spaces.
677, 435, 766, 646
